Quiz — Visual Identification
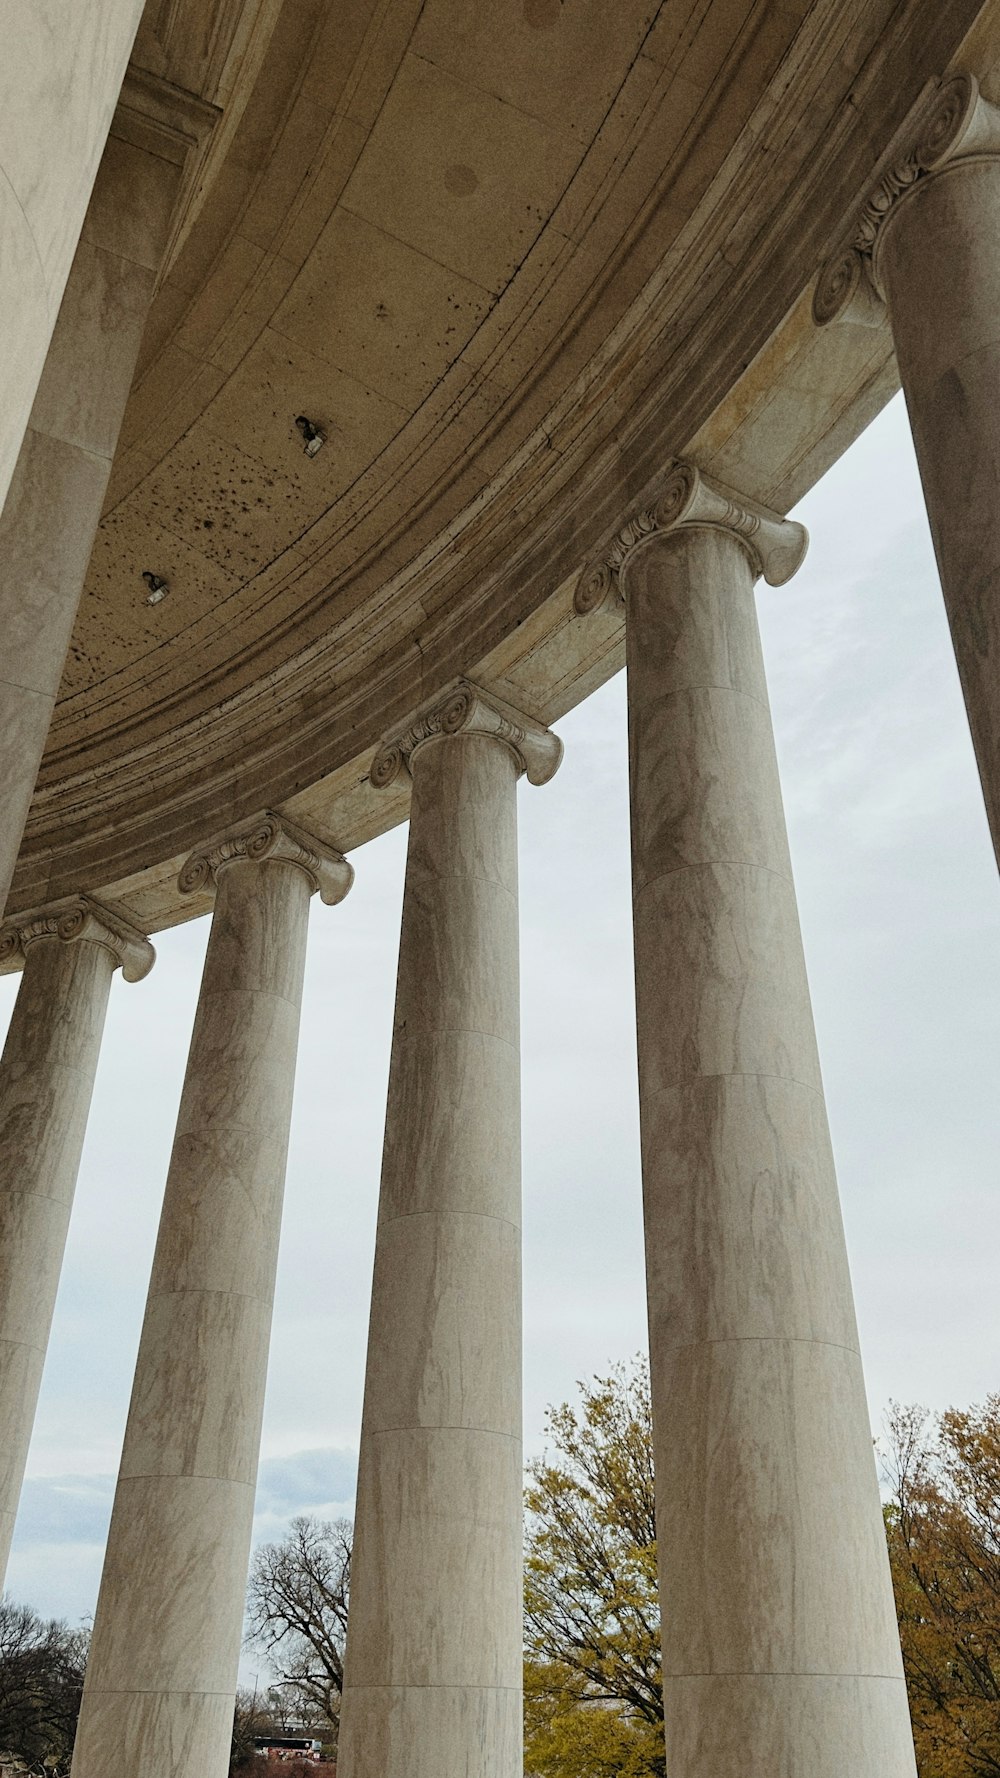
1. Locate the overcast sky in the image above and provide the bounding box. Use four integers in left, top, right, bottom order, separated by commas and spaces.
4, 392, 999, 1652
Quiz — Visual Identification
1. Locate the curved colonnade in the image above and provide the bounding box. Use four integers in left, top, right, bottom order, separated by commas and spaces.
2, 3, 1000, 1773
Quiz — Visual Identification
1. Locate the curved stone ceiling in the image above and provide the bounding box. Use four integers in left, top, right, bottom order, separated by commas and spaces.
12, 0, 1000, 925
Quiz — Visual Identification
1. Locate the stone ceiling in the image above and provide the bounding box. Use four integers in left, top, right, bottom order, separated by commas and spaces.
12, 0, 1000, 926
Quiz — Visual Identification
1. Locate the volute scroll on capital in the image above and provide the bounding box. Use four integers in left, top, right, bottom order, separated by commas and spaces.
178, 812, 354, 906
814, 71, 1000, 328
370, 680, 563, 790
573, 461, 808, 617
0, 897, 155, 983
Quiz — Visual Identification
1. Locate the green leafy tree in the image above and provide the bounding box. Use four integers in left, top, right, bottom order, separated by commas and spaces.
523, 1358, 665, 1777
884, 1399, 1000, 1778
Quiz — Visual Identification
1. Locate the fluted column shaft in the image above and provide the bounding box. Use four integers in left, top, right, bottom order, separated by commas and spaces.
340, 685, 559, 1778
0, 907, 151, 1582
73, 819, 350, 1778
624, 516, 915, 1775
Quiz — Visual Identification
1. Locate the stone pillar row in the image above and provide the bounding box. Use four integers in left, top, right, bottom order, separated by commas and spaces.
3, 43, 997, 1778
0, 614, 920, 1778
0, 678, 563, 1778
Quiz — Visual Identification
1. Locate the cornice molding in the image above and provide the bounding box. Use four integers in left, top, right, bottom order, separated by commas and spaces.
573, 461, 807, 616
0, 897, 154, 982
178, 811, 354, 905
113, 65, 221, 167
370, 681, 563, 791
814, 71, 1000, 328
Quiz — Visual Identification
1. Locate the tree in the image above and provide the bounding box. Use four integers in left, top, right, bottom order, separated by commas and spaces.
230, 1686, 275, 1770
884, 1399, 1000, 1778
523, 1358, 665, 1778
245, 1515, 350, 1749
0, 1597, 88, 1777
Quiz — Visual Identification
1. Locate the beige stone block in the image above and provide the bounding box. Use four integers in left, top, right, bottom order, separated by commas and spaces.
171, 988, 301, 1135
336, 1682, 522, 1778
348, 1426, 523, 1690
87, 1473, 255, 1694
82, 136, 183, 272
412, 0, 660, 142
393, 863, 519, 1047
0, 193, 52, 514
70, 1685, 236, 1778
172, 231, 268, 358
273, 206, 493, 408
379, 1028, 520, 1223
633, 861, 822, 1096
119, 1291, 272, 1485
663, 1673, 917, 1778
149, 1123, 293, 1300
30, 243, 155, 460
0, 0, 142, 285
641, 1072, 859, 1353
365, 1212, 520, 1435
342, 52, 581, 296
654, 1338, 901, 1680
629, 684, 792, 888
0, 683, 56, 913
0, 1339, 45, 1515
0, 1191, 73, 1347
0, 428, 111, 697
64, 498, 243, 707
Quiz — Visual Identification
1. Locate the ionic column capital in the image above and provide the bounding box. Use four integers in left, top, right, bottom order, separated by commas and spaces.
814, 71, 1000, 327
370, 679, 563, 790
0, 897, 155, 983
574, 460, 807, 617
178, 812, 354, 905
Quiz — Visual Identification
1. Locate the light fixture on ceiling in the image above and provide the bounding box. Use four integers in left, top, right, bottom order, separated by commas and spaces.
294, 414, 325, 458
142, 571, 169, 605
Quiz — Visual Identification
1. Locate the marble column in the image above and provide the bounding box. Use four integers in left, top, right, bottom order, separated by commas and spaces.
815, 71, 1000, 869
72, 814, 352, 1778
0, 1, 147, 512
337, 683, 561, 1778
576, 464, 916, 1777
0, 899, 153, 1584
0, 71, 216, 920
